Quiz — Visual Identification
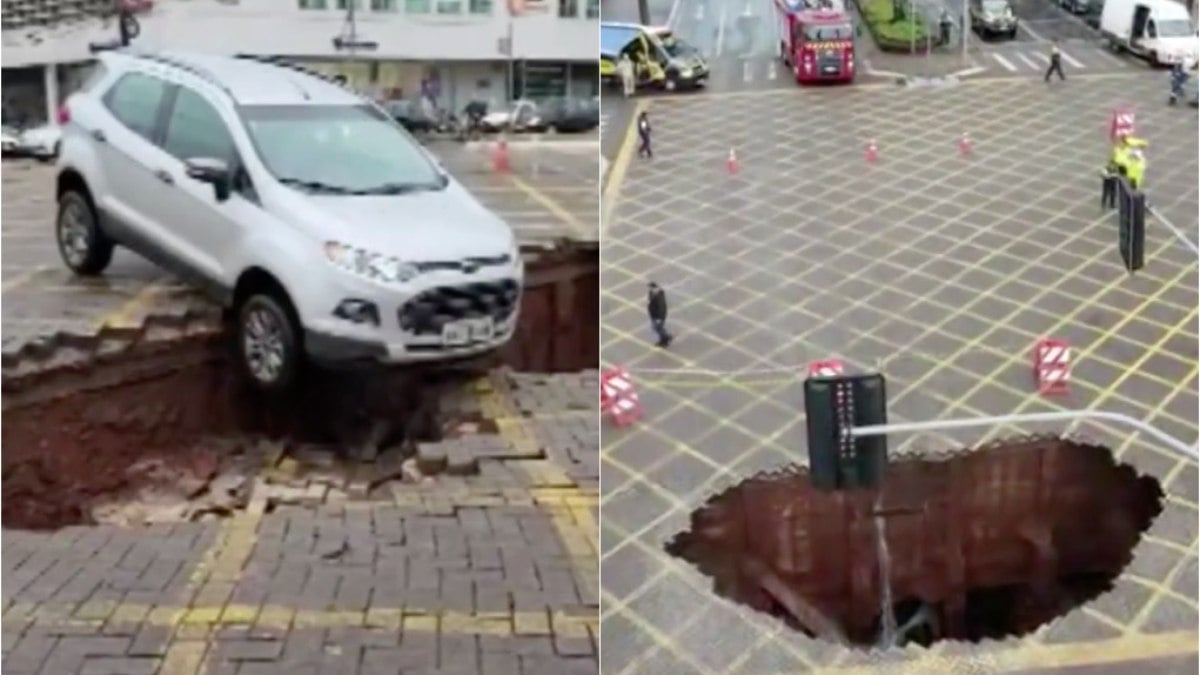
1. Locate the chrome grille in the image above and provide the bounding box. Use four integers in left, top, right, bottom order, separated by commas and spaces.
398, 279, 520, 336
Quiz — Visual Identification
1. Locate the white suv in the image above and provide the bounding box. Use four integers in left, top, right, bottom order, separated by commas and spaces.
55, 51, 524, 391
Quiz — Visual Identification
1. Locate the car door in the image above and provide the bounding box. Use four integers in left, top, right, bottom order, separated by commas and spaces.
148, 84, 250, 289
93, 71, 175, 249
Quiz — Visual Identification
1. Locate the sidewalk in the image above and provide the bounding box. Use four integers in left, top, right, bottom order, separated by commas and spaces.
2, 371, 599, 675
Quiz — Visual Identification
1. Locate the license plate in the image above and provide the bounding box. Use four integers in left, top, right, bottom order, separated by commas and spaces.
822, 66, 838, 74
441, 318, 494, 346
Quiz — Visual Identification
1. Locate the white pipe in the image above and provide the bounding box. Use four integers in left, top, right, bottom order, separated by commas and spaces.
849, 410, 1198, 460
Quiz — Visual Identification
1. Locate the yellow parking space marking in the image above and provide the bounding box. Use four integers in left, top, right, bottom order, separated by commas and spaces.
508, 174, 593, 241
602, 98, 647, 236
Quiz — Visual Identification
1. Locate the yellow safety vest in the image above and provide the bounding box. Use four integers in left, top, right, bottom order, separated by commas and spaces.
1126, 156, 1146, 189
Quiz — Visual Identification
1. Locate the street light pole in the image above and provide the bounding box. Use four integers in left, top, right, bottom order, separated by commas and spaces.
638, 0, 650, 23
961, 0, 968, 61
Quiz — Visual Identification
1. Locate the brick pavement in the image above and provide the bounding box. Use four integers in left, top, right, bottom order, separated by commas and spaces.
2, 371, 599, 675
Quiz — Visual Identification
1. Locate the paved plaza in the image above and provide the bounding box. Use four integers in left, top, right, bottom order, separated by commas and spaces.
600, 73, 1198, 673
1, 140, 600, 674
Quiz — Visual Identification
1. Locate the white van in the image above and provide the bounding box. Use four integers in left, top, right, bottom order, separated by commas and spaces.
1100, 0, 1199, 66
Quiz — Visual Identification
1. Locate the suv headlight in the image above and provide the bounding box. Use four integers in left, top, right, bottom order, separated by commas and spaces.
324, 241, 419, 283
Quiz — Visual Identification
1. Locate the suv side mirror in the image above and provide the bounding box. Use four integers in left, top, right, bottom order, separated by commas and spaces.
185, 157, 232, 202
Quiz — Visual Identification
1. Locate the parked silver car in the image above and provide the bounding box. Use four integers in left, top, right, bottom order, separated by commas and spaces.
56, 50, 524, 391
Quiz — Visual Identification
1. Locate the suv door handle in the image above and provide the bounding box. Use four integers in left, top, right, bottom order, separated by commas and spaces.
90, 129, 106, 142
153, 169, 174, 185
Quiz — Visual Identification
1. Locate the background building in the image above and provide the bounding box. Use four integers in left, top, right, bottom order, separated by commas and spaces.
1, 0, 599, 126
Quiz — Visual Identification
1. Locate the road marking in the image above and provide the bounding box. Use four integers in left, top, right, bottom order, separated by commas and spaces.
992, 53, 1019, 71
829, 630, 1197, 674
669, 0, 686, 26
509, 175, 592, 241
94, 281, 168, 330
767, 61, 777, 80
1017, 52, 1041, 69
1060, 48, 1085, 68
1018, 20, 1048, 42
743, 59, 753, 83
601, 98, 647, 236
1, 266, 50, 293
694, 3, 704, 21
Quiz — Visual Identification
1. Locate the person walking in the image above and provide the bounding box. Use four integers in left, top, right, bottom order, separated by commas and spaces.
647, 282, 672, 348
636, 111, 652, 159
1043, 40, 1066, 83
939, 10, 953, 47
618, 53, 635, 98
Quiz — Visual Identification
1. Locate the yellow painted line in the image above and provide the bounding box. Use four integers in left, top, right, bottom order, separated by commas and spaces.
93, 280, 167, 330
508, 174, 593, 241
471, 376, 598, 597
1, 266, 50, 293
24, 602, 592, 636
601, 98, 647, 236
822, 629, 1197, 675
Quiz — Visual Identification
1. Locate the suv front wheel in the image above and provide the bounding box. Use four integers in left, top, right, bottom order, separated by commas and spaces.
56, 190, 114, 275
236, 293, 301, 392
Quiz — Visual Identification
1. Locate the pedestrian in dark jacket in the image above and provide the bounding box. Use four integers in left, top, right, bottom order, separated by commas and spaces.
637, 111, 653, 159
647, 281, 672, 347
1044, 40, 1066, 82
1101, 161, 1118, 210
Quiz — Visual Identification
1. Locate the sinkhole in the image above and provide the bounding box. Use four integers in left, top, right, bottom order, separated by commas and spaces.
2, 246, 597, 531
665, 436, 1164, 649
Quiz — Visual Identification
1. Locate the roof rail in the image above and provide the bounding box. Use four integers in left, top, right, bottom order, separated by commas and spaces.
132, 52, 233, 97
233, 54, 343, 86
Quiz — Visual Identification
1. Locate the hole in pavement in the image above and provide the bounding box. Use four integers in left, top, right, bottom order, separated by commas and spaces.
2, 246, 597, 531
666, 436, 1163, 649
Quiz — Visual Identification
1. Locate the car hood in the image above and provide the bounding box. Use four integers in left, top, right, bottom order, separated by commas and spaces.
303, 184, 515, 262
20, 125, 60, 142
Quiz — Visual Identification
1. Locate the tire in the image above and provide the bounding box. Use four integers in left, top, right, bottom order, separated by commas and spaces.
236, 292, 301, 393
1150, 51, 1160, 67
1007, 29, 1017, 39
55, 190, 114, 276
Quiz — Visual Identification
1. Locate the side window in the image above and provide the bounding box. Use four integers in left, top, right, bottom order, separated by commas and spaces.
103, 72, 168, 140
161, 87, 235, 163
1146, 20, 1157, 38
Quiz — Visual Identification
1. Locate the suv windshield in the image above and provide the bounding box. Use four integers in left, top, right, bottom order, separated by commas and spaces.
241, 103, 444, 194
803, 24, 853, 41
981, 0, 1009, 13
1157, 19, 1195, 37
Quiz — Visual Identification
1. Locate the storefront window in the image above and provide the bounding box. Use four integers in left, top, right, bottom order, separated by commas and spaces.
435, 0, 462, 11
468, 0, 492, 13
370, 0, 395, 9
335, 0, 361, 8
558, 0, 578, 17
585, 0, 597, 17
405, 0, 431, 12
298, 0, 328, 9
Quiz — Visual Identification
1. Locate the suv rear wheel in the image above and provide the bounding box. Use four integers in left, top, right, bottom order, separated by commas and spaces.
236, 292, 301, 392
56, 190, 114, 275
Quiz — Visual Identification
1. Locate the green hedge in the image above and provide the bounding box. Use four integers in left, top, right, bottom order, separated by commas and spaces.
855, 0, 936, 52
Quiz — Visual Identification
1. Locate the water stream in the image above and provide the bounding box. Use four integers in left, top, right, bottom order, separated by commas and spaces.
872, 491, 899, 648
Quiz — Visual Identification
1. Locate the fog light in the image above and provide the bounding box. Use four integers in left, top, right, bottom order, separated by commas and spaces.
333, 299, 379, 325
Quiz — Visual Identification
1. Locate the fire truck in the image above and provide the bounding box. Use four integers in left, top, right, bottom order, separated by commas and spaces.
775, 0, 856, 85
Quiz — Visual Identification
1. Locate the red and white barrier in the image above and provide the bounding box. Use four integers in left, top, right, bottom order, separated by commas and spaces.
1034, 339, 1071, 395
601, 366, 643, 427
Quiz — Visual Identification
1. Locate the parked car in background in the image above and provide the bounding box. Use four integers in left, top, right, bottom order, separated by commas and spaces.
970, 0, 1019, 39
537, 97, 600, 133
2, 126, 20, 156
382, 99, 439, 134
18, 123, 62, 161
480, 99, 546, 133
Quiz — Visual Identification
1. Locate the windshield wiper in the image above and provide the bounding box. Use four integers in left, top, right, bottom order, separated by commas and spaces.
277, 177, 357, 194
359, 177, 449, 195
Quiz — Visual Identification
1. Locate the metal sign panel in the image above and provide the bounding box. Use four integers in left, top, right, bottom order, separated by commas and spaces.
1117, 177, 1145, 273
804, 373, 889, 491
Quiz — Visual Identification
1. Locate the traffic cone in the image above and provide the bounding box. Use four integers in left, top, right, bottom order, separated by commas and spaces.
958, 132, 972, 157
865, 138, 879, 163
492, 138, 510, 173
726, 148, 739, 174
